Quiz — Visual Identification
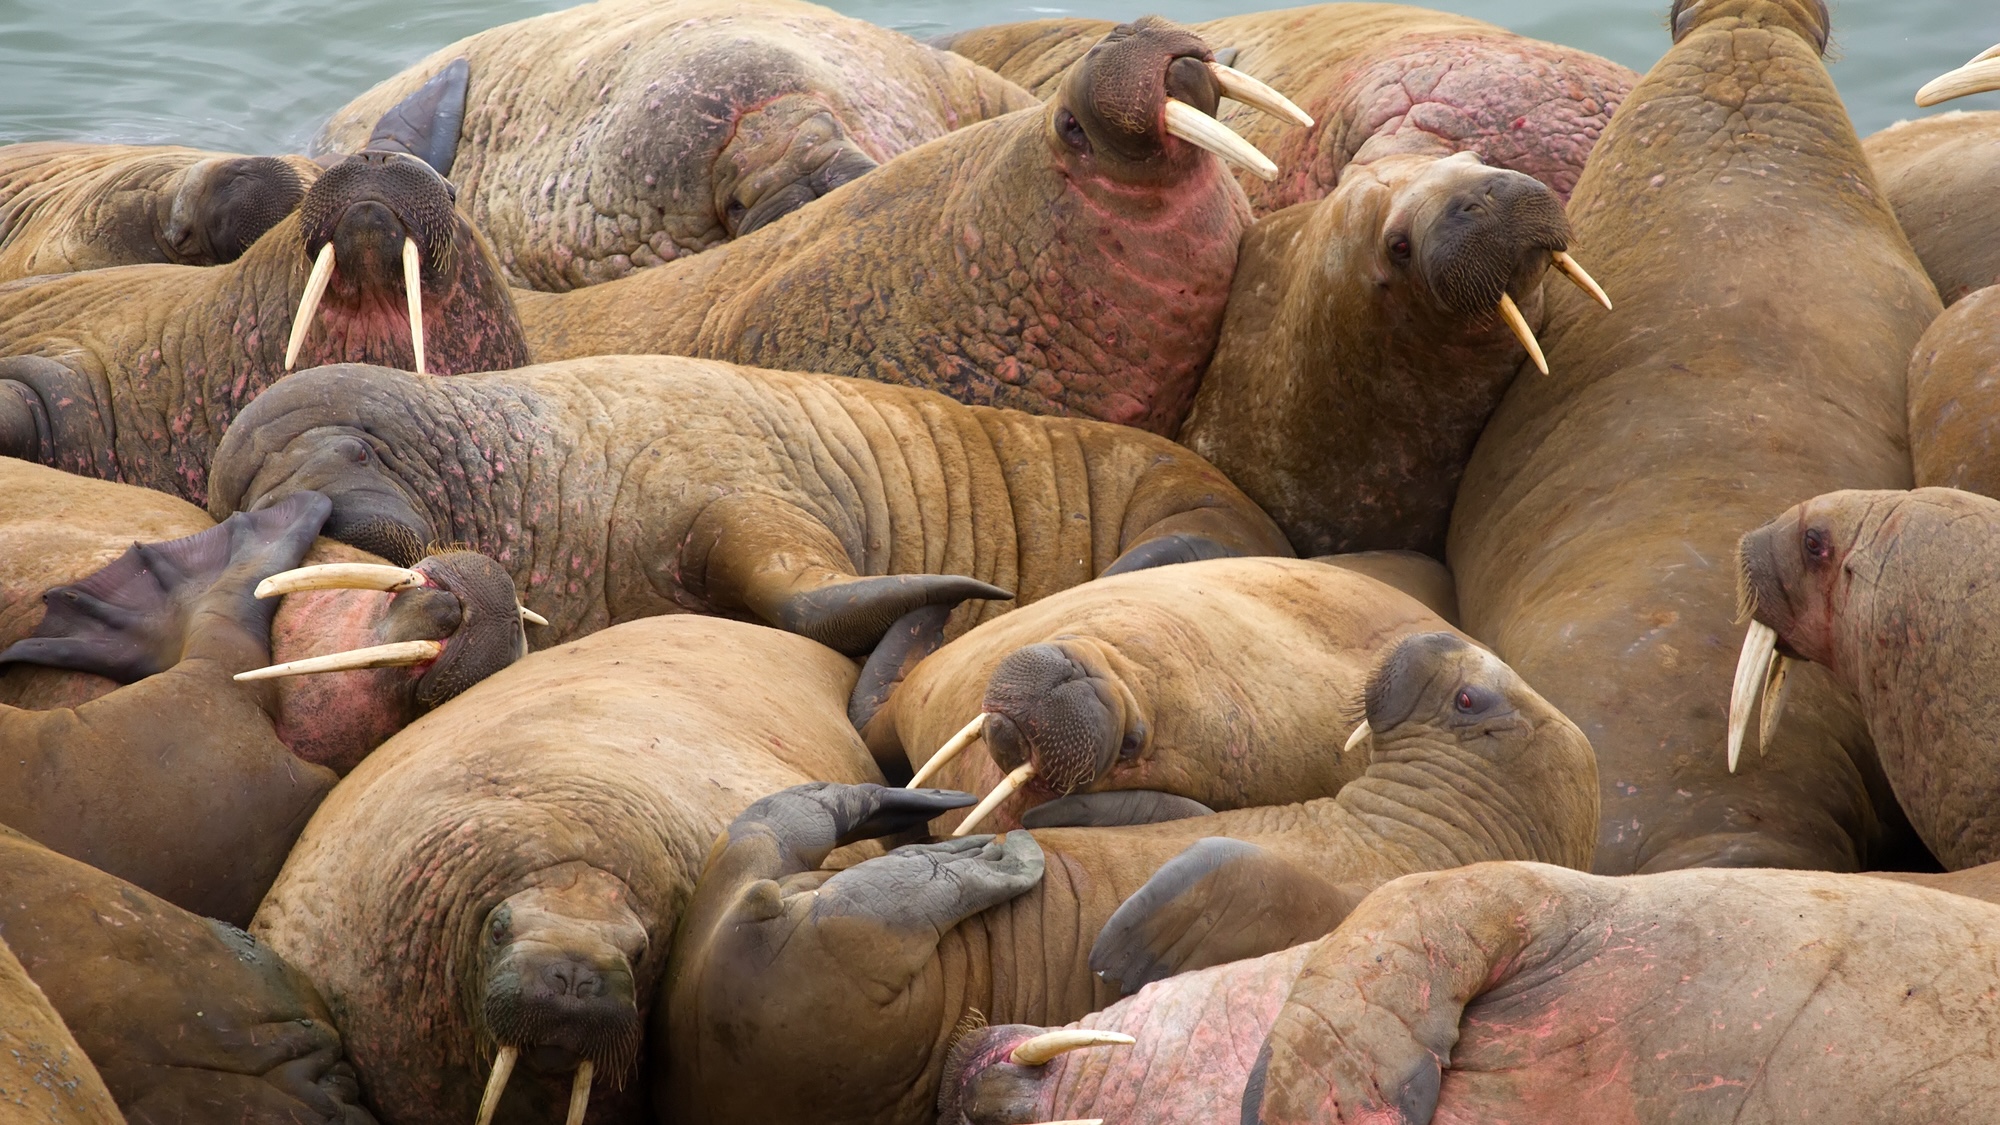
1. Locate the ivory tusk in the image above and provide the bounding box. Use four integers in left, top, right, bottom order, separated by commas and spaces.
284, 242, 337, 371
402, 237, 427, 376
473, 1045, 517, 1125
519, 605, 549, 627
564, 1059, 593, 1125
1759, 652, 1791, 752
234, 638, 444, 682
254, 562, 428, 600
1163, 99, 1279, 181
1342, 719, 1371, 755
1207, 61, 1313, 127
1726, 620, 1779, 773
952, 762, 1036, 837
908, 713, 987, 789
1916, 44, 2000, 107
1009, 1029, 1136, 1066
1551, 251, 1612, 311
1497, 293, 1549, 375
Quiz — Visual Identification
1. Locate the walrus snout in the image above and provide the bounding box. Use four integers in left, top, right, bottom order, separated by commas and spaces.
1415, 163, 1571, 319
982, 641, 1141, 795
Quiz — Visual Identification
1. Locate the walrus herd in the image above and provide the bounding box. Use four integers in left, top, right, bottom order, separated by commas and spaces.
1, 0, 1998, 1122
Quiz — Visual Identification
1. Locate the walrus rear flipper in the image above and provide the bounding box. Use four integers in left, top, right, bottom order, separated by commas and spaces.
1019, 790, 1215, 829
363, 57, 470, 178
848, 603, 955, 761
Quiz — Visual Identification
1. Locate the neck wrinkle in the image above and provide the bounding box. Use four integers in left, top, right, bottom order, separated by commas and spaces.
1337, 755, 1539, 868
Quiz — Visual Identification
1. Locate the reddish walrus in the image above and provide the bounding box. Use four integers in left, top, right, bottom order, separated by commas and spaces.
1447, 0, 1941, 873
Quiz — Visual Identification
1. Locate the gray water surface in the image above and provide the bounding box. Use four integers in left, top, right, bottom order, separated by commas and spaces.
0, 0, 1994, 154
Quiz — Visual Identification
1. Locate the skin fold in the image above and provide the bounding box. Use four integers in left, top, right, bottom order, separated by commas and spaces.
315, 0, 1035, 291
0, 826, 374, 1125
1250, 863, 2000, 1124
509, 18, 1255, 434
1908, 284, 2000, 496
250, 615, 884, 1125
0, 930, 121, 1125
939, 4, 1636, 208
1446, 0, 1940, 874
1863, 111, 2000, 306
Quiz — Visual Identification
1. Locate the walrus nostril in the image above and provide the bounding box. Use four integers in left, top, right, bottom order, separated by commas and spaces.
538, 960, 605, 999
982, 644, 1123, 794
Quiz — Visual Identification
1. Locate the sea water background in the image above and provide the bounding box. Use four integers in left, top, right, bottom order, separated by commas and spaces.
0, 0, 1994, 154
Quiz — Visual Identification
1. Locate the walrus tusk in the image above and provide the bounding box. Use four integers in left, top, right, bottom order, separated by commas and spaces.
564, 1060, 593, 1125
1551, 251, 1613, 311
952, 762, 1036, 837
1759, 649, 1791, 753
284, 242, 337, 371
520, 605, 549, 626
1009, 1029, 1136, 1066
908, 713, 987, 789
1916, 44, 2000, 107
402, 237, 427, 376
1726, 620, 1780, 772
1163, 100, 1279, 181
254, 562, 430, 599
1496, 293, 1549, 375
1207, 62, 1313, 127
1342, 719, 1371, 755
234, 638, 444, 682
474, 1045, 517, 1125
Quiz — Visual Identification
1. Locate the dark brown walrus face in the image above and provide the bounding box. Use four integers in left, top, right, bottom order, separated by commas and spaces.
980, 638, 1147, 800
1048, 17, 1242, 188
158, 155, 310, 265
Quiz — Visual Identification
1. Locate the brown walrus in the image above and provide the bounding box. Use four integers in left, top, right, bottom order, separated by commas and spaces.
0, 927, 121, 1125
1909, 284, 2000, 497
1864, 111, 2000, 306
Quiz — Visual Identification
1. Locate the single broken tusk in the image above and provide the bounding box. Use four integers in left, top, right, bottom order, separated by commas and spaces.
1759, 651, 1791, 753
1497, 292, 1549, 375
1916, 44, 2000, 107
519, 605, 549, 627
473, 1045, 517, 1125
1164, 99, 1279, 181
234, 638, 444, 682
952, 762, 1036, 837
402, 236, 427, 376
908, 713, 988, 789
1208, 61, 1313, 127
564, 1059, 593, 1125
255, 562, 429, 600
285, 241, 337, 372
1551, 251, 1612, 311
1342, 719, 1371, 755
1009, 1029, 1136, 1066
1726, 620, 1779, 773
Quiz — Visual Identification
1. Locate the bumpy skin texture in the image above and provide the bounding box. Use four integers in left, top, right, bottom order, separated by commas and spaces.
206, 357, 1289, 649
878, 556, 1465, 830
940, 4, 1635, 208
1909, 284, 2000, 495
0, 931, 121, 1125
0, 827, 373, 1125
1447, 0, 1939, 875
0, 142, 320, 282
1251, 864, 2000, 1124
252, 616, 883, 1125
315, 0, 1035, 291
513, 18, 1252, 434
1863, 111, 2000, 306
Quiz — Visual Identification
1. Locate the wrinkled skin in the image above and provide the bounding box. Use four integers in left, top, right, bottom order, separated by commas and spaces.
252, 616, 884, 1125
1737, 488, 2000, 869
0, 827, 373, 1124
870, 556, 1466, 829
1250, 864, 2000, 1124
1181, 151, 1574, 556
661, 632, 1599, 1125
1909, 283, 2000, 496
315, 0, 1034, 291
513, 17, 1253, 434
206, 357, 1289, 660
1863, 111, 2000, 305
940, 4, 1635, 208
0, 142, 318, 282
1447, 0, 1940, 874
0, 930, 121, 1125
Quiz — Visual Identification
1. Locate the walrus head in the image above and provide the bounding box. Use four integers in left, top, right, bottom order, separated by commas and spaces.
1669, 0, 1830, 54
976, 639, 1147, 798
158, 155, 310, 266
937, 1023, 1136, 1125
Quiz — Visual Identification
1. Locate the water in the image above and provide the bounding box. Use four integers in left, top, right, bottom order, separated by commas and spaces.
0, 0, 1993, 155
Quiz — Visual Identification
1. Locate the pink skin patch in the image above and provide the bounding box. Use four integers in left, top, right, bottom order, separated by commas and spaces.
266, 586, 430, 773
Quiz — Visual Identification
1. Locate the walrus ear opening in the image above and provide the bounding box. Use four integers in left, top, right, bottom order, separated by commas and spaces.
363, 57, 470, 179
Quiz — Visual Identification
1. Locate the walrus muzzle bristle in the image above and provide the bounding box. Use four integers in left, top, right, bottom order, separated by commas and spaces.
1733, 536, 1759, 626
483, 990, 644, 1090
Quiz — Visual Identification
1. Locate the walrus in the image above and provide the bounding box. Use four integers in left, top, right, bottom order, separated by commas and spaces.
0, 929, 121, 1125
1864, 111, 2000, 306
0, 825, 374, 1124
314, 0, 1037, 291
508, 17, 1309, 433
1909, 284, 2000, 497
661, 631, 1599, 1125
1446, 0, 1941, 874
250, 615, 885, 1125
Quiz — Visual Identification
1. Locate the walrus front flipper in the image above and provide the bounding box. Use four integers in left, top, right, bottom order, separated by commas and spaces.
1020, 789, 1215, 828
0, 492, 331, 681
807, 832, 1045, 971
848, 603, 955, 742
364, 57, 470, 177
1090, 838, 1369, 996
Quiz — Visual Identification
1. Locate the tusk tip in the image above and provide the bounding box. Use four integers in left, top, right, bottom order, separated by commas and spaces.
519, 605, 549, 626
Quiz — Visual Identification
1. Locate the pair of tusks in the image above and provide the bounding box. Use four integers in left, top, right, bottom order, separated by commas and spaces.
1163, 61, 1313, 182
1916, 44, 2000, 107
474, 1047, 593, 1125
284, 236, 428, 375
903, 713, 1035, 838
1724, 620, 1791, 772
1497, 251, 1613, 375
230, 562, 546, 683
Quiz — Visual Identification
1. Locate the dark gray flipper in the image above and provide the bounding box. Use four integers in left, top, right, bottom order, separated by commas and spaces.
848, 602, 954, 739
1020, 790, 1214, 828
1101, 532, 1241, 577
773, 573, 1009, 657
363, 57, 470, 178
811, 831, 1044, 937
726, 782, 980, 873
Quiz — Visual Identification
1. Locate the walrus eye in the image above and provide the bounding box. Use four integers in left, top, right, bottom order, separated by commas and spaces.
1455, 689, 1476, 712
1119, 730, 1144, 760
489, 917, 507, 944
1057, 109, 1091, 155
1804, 527, 1833, 562
1388, 235, 1412, 263
725, 199, 746, 227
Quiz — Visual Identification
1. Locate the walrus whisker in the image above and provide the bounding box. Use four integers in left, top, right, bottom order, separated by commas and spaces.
284, 241, 336, 371
1726, 621, 1779, 772
564, 1060, 594, 1125
254, 562, 431, 599
1551, 251, 1612, 311
474, 1044, 517, 1125
1008, 1029, 1135, 1066
234, 638, 444, 682
1163, 100, 1279, 181
402, 236, 427, 376
1207, 62, 1313, 127
1342, 719, 1372, 755
952, 762, 1036, 836
908, 713, 988, 789
1916, 44, 2000, 107
1496, 293, 1549, 375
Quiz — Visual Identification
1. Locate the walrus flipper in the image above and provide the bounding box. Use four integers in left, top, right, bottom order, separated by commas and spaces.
0, 492, 331, 681
1019, 790, 1215, 828
848, 602, 955, 750
808, 832, 1045, 973
1102, 531, 1243, 576
364, 57, 470, 178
